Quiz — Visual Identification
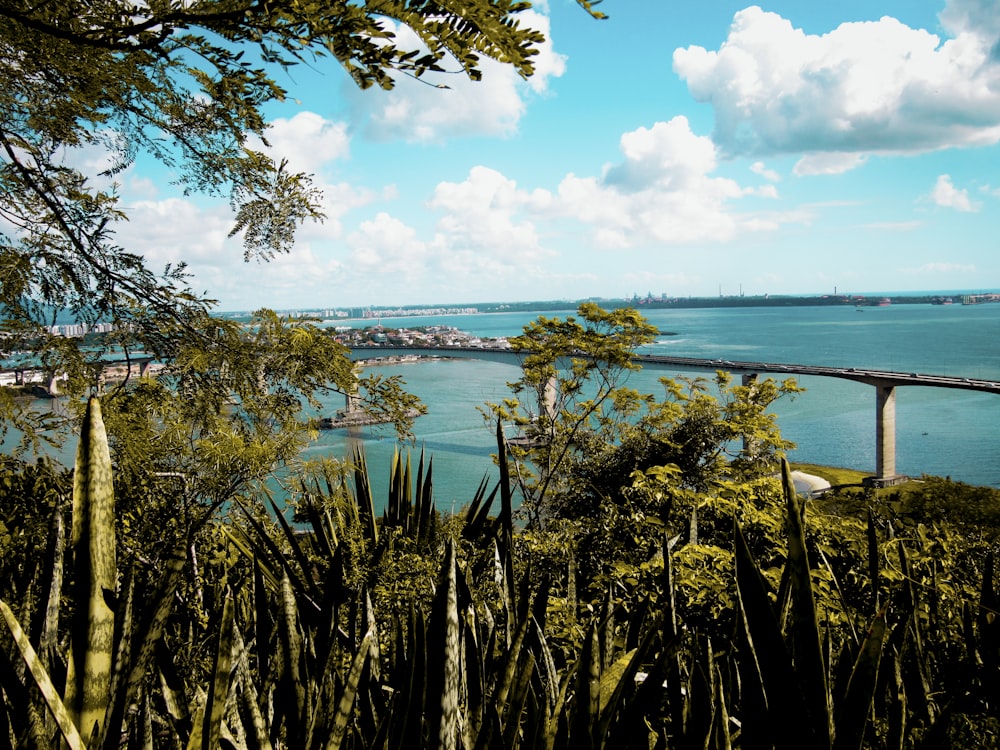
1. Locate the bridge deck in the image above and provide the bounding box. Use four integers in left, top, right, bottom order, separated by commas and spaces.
348, 345, 1000, 394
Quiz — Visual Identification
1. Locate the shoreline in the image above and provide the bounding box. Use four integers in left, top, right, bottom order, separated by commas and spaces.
220, 290, 1000, 323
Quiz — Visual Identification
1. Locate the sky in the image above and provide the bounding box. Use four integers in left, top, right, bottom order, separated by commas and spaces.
105, 0, 1000, 311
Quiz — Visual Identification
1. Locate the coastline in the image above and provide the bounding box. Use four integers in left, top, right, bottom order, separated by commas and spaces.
220, 290, 1000, 323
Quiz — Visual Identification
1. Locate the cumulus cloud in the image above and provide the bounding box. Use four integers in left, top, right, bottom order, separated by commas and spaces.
793, 153, 868, 177
260, 112, 350, 174
347, 212, 430, 275
673, 2, 1000, 167
347, 10, 566, 142
427, 166, 554, 270
930, 174, 980, 211
316, 167, 562, 301
551, 116, 787, 247
940, 0, 1000, 42
212, 110, 373, 251
107, 184, 369, 308
114, 198, 233, 269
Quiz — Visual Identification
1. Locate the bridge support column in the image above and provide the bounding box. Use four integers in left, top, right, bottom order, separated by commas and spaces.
345, 389, 361, 414
741, 373, 758, 455
874, 384, 897, 482
538, 375, 558, 421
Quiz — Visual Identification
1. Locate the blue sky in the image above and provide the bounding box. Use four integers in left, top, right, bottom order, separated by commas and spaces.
106, 0, 1000, 311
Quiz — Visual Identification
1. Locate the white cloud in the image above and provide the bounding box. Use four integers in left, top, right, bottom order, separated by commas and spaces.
260, 112, 350, 174
940, 0, 1000, 42
750, 161, 781, 182
314, 167, 561, 302
427, 166, 554, 268
347, 212, 430, 275
673, 4, 1000, 163
551, 117, 785, 247
126, 175, 160, 200
793, 153, 868, 176
114, 198, 233, 269
295, 180, 378, 242
903, 261, 977, 274
109, 189, 365, 307
750, 184, 779, 199
930, 174, 980, 211
348, 10, 565, 143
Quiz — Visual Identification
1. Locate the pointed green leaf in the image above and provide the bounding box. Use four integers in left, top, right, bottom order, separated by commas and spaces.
67, 396, 117, 744
0, 600, 86, 750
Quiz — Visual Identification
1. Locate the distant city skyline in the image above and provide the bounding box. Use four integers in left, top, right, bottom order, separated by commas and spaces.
90, 0, 1000, 310
216, 288, 997, 317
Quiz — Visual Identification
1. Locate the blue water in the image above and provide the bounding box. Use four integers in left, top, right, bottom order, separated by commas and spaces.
309, 303, 1000, 502
11, 304, 999, 504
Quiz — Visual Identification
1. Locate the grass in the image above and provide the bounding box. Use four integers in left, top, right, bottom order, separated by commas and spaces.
791, 463, 869, 488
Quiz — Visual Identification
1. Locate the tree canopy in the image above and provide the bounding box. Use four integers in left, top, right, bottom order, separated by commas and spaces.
0, 0, 605, 516
0, 0, 602, 444
485, 303, 802, 527
0, 0, 575, 342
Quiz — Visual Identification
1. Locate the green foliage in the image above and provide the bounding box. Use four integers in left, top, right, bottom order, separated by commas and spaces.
66, 397, 116, 744
4, 338, 1000, 748
0, 0, 577, 465
0, 0, 555, 335
487, 304, 801, 529
486, 303, 659, 511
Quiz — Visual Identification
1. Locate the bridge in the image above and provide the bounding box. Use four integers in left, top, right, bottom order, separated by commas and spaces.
349, 345, 1000, 487
0, 355, 160, 395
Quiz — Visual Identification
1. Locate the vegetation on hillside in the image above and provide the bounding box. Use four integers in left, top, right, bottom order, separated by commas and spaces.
0, 0, 601, 459
2, 2, 998, 746
1, 307, 999, 747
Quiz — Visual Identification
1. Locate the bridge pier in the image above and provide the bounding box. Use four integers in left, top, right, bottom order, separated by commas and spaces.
538, 375, 558, 421
345, 388, 362, 414
867, 384, 906, 487
741, 373, 758, 455
875, 385, 896, 479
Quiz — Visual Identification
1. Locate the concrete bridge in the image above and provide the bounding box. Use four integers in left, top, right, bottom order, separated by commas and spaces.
349, 345, 1000, 487
0, 355, 159, 395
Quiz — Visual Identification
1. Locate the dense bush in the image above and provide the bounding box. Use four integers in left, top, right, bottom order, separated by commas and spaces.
2, 397, 1000, 748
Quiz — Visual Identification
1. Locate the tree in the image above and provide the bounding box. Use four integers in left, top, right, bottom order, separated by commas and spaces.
485, 303, 801, 527
485, 303, 658, 514
0, 0, 603, 447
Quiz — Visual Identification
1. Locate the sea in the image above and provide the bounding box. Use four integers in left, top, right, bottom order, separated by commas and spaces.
8, 300, 1000, 507
305, 300, 1000, 508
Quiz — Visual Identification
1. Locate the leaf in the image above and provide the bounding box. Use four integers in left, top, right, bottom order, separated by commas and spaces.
734, 516, 813, 750
67, 396, 117, 745
0, 600, 86, 750
834, 609, 887, 750
426, 540, 461, 750
780, 458, 831, 748
326, 627, 375, 750
199, 591, 236, 750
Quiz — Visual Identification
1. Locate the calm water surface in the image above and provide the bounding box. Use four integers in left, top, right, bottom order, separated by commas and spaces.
312, 303, 1000, 503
